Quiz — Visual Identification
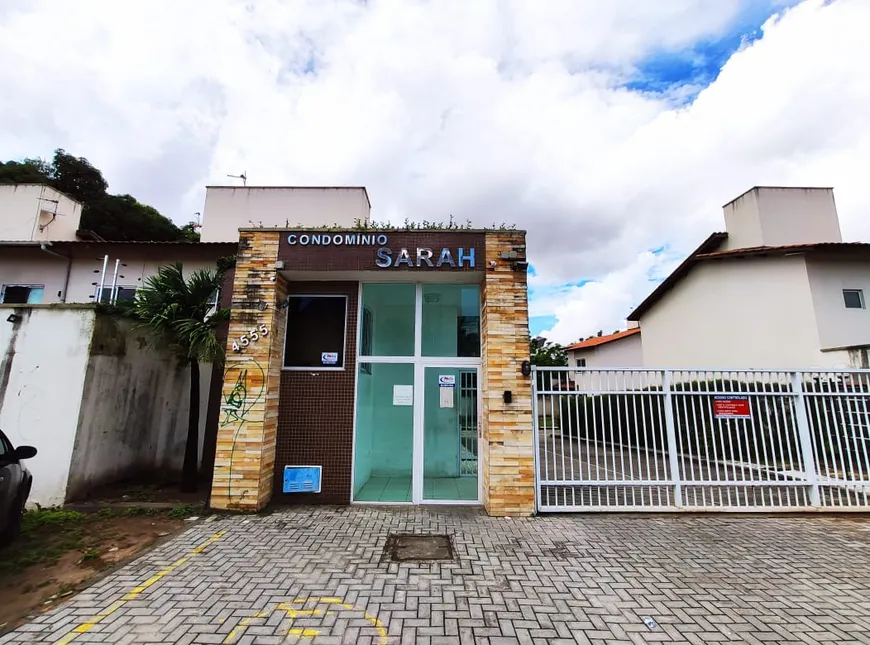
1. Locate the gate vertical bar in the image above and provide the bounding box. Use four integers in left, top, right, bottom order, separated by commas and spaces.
792, 371, 821, 507
532, 367, 541, 512
662, 370, 682, 508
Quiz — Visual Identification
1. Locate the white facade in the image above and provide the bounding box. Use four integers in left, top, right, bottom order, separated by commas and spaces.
637, 256, 849, 369
631, 186, 870, 370
200, 186, 371, 243
806, 258, 870, 351
0, 243, 234, 305
0, 184, 83, 242
722, 186, 841, 250
567, 332, 643, 369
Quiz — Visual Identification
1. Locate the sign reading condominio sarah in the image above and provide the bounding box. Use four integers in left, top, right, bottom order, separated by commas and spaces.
278, 231, 484, 272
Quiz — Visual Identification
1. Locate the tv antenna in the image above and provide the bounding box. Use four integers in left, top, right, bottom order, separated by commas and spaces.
37, 196, 61, 232
227, 171, 247, 186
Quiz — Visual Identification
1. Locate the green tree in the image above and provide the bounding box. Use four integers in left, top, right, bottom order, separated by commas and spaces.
0, 158, 51, 183
50, 149, 108, 203
128, 263, 229, 492
530, 339, 568, 367
0, 149, 186, 242
84, 194, 184, 242
180, 222, 202, 242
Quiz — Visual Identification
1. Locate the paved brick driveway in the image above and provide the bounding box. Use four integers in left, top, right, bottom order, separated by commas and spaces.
3, 507, 870, 644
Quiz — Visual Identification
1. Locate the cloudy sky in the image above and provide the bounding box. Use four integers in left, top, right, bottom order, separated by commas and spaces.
2, 0, 869, 344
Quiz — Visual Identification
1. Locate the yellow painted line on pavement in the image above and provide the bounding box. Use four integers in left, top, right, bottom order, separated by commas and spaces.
288, 628, 321, 637
289, 597, 388, 645
275, 604, 323, 619
223, 611, 269, 644
52, 530, 227, 645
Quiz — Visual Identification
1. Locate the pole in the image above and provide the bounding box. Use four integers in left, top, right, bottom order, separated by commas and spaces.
109, 259, 121, 304
96, 255, 109, 302
663, 370, 683, 507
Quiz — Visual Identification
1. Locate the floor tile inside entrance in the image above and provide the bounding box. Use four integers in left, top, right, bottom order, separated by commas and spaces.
4, 507, 870, 644
355, 476, 478, 501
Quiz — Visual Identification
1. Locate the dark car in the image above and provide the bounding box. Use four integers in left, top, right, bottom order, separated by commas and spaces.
0, 429, 37, 546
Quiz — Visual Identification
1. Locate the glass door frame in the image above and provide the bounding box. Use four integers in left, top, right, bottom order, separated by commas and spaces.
416, 363, 482, 505
351, 282, 483, 505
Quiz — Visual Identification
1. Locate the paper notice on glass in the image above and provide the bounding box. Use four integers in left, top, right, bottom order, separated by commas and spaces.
440, 385, 454, 408
393, 385, 413, 406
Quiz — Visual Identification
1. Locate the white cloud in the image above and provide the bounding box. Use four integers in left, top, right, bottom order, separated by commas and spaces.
1, 0, 869, 344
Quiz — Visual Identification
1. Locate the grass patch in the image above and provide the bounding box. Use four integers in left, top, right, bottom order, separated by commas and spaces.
168, 504, 200, 519
80, 549, 100, 562
1, 508, 87, 575
20, 508, 85, 532
0, 505, 188, 576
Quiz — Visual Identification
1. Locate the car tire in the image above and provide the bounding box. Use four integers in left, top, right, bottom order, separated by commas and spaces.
0, 488, 26, 548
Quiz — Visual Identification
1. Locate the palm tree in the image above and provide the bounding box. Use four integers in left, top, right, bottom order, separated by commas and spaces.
129, 263, 229, 492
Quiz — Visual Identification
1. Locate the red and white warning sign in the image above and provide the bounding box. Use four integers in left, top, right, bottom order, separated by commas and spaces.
713, 395, 751, 419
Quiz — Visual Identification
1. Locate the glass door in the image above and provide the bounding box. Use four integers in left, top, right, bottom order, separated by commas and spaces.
422, 366, 480, 502
353, 362, 414, 502
352, 282, 482, 505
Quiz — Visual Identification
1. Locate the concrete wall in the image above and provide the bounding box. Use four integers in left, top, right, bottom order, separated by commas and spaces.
638, 256, 837, 369
66, 315, 211, 500
0, 306, 212, 506
0, 306, 94, 506
201, 187, 371, 243
723, 187, 841, 250
0, 184, 82, 242
807, 258, 870, 351
568, 334, 643, 369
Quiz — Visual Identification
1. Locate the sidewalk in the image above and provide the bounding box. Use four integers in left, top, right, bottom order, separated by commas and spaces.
2, 506, 869, 644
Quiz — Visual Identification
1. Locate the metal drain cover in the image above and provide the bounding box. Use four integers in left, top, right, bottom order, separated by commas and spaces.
385, 534, 454, 561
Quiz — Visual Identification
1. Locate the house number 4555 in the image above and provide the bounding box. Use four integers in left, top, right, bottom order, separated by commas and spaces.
232, 324, 269, 352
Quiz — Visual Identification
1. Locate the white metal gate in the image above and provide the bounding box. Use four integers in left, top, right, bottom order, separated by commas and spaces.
533, 367, 870, 512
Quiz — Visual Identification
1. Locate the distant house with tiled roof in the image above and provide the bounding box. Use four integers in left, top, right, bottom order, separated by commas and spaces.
627, 186, 870, 370
565, 326, 642, 369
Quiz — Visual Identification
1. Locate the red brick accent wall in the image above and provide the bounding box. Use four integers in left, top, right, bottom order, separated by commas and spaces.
272, 281, 359, 504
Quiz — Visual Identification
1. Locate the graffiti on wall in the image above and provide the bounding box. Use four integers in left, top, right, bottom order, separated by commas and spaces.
220, 358, 266, 505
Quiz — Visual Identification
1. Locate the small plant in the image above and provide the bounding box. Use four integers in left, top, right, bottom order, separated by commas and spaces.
80, 549, 99, 562
20, 508, 85, 533
168, 504, 199, 519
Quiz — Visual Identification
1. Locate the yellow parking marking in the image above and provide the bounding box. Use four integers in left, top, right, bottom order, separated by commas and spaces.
223, 611, 269, 644
52, 530, 227, 645
275, 604, 324, 619
287, 628, 320, 637
290, 597, 387, 645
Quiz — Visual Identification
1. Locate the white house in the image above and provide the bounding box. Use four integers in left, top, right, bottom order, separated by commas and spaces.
565, 325, 642, 369
0, 183, 83, 242
627, 186, 870, 369
1, 184, 373, 305
0, 183, 237, 305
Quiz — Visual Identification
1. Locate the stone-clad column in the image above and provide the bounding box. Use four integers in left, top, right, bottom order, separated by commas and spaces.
481, 231, 535, 516
210, 231, 286, 511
